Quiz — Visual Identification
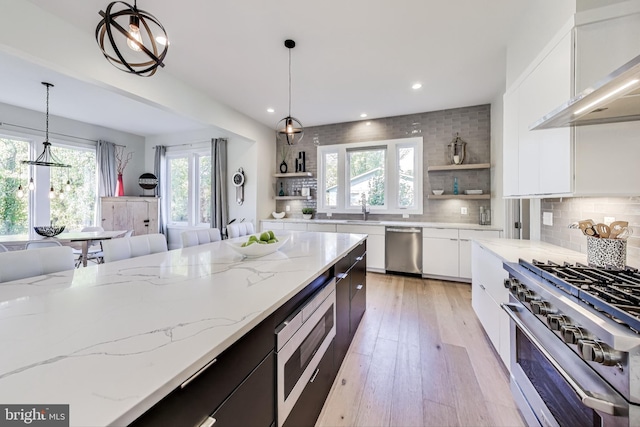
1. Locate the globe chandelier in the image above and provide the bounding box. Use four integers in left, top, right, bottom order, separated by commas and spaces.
95, 0, 169, 77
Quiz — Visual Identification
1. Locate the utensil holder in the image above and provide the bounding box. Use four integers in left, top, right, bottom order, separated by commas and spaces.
586, 236, 627, 269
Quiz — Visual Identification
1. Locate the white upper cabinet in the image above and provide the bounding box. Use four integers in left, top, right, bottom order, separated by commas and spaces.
503, 7, 640, 197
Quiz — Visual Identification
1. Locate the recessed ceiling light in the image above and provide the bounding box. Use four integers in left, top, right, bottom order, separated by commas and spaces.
412, 83, 422, 90
360, 113, 367, 118
267, 108, 275, 113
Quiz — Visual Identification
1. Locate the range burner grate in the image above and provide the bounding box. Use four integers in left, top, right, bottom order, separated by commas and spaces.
520, 259, 640, 333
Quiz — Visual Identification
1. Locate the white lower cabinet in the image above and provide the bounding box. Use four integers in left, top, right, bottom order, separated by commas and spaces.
336, 224, 385, 271
284, 222, 307, 231
471, 241, 510, 370
422, 228, 459, 278
458, 230, 501, 279
260, 221, 284, 230
307, 223, 337, 232
423, 228, 501, 280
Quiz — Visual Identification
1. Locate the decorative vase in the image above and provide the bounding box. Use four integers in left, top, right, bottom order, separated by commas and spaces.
116, 173, 125, 196
279, 160, 288, 173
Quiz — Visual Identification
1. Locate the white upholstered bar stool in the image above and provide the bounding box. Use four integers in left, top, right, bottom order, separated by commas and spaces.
25, 240, 63, 250
0, 246, 75, 283
181, 228, 222, 248
227, 223, 255, 239
101, 233, 168, 263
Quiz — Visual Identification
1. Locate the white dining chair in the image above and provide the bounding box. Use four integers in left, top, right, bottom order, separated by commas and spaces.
181, 228, 222, 248
101, 233, 168, 263
227, 223, 255, 239
0, 246, 75, 283
25, 240, 63, 250
73, 226, 105, 267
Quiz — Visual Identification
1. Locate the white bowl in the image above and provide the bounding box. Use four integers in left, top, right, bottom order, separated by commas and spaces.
226, 234, 290, 258
272, 211, 285, 219
432, 189, 444, 195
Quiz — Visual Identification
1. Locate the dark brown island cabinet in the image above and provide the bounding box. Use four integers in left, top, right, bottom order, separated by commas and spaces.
131, 240, 367, 427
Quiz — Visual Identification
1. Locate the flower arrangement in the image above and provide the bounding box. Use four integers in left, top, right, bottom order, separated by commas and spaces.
302, 207, 314, 215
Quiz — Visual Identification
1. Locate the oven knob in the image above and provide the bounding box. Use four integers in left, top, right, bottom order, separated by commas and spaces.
577, 340, 621, 366
547, 314, 571, 331
517, 288, 539, 303
504, 278, 513, 289
505, 278, 520, 292
561, 325, 589, 344
530, 300, 555, 316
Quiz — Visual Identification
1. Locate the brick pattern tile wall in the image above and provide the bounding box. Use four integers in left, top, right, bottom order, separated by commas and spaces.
541, 197, 640, 266
274, 104, 492, 224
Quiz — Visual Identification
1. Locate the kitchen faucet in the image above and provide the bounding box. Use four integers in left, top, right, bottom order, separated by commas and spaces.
361, 193, 369, 221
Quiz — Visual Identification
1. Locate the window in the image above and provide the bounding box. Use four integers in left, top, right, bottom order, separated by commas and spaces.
0, 136, 96, 234
0, 136, 29, 235
50, 144, 97, 230
166, 146, 211, 226
317, 137, 423, 214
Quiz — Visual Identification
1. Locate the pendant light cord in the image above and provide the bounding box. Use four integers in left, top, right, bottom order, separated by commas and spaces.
45, 83, 50, 143
288, 47, 292, 117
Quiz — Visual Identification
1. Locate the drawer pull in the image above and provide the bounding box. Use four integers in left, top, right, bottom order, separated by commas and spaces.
356, 256, 364, 261
356, 284, 363, 290
337, 273, 348, 280
480, 284, 486, 290
309, 368, 320, 383
180, 358, 217, 389
199, 416, 217, 427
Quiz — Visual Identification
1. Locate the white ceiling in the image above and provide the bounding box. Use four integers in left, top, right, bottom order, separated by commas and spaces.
2, 1, 528, 136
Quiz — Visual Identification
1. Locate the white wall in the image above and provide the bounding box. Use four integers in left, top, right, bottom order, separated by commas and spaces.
506, 1, 576, 88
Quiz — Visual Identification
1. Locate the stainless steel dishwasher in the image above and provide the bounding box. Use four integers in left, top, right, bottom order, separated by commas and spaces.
385, 226, 422, 275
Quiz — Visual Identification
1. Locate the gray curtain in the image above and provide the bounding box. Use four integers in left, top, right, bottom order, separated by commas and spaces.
154, 145, 167, 235
211, 138, 228, 233
97, 140, 117, 197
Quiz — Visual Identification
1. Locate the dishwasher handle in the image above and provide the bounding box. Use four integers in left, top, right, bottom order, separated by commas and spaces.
386, 227, 421, 233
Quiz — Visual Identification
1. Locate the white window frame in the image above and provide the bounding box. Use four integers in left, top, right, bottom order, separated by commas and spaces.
166, 144, 211, 227
317, 137, 423, 215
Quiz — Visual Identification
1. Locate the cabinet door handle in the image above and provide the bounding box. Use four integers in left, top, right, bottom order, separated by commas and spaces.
460, 239, 469, 242
198, 416, 217, 427
309, 368, 320, 383
143, 219, 150, 223
450, 239, 458, 241
337, 273, 348, 280
180, 358, 217, 389
356, 284, 363, 290
356, 255, 364, 261
479, 284, 486, 290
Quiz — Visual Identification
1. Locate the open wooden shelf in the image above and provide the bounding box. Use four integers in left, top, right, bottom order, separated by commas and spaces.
428, 194, 491, 200
273, 172, 313, 178
427, 163, 491, 172
275, 196, 313, 200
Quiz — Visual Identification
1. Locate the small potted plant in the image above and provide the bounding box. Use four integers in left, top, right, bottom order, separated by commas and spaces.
302, 207, 314, 220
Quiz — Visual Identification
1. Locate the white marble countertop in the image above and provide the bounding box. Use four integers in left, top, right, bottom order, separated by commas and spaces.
0, 231, 366, 427
474, 238, 590, 265
261, 218, 502, 231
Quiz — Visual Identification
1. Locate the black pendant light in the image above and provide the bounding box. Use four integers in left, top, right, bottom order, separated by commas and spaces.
96, 0, 169, 77
22, 82, 71, 169
276, 39, 304, 145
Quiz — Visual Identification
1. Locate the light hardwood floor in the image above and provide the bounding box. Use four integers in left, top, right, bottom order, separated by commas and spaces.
316, 273, 525, 427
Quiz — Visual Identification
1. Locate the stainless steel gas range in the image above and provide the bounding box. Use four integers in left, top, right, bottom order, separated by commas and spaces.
502, 259, 640, 427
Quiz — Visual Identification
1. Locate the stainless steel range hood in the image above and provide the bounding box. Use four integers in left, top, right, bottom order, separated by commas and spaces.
530, 53, 640, 130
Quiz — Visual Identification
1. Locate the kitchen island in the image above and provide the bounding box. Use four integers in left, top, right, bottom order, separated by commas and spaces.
0, 231, 366, 427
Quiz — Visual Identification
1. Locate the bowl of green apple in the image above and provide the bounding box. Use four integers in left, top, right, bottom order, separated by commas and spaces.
225, 230, 290, 258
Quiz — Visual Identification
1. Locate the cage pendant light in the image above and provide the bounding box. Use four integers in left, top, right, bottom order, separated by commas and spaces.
22, 82, 71, 169
276, 39, 304, 145
96, 0, 169, 77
